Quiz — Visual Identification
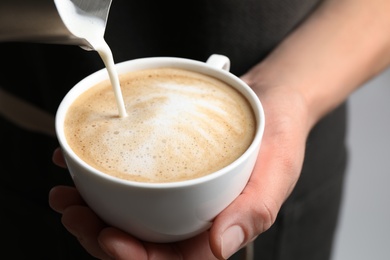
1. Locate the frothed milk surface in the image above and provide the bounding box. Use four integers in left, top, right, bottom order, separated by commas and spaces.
65, 68, 256, 183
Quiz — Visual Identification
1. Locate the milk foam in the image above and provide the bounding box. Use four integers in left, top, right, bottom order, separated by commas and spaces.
65, 68, 256, 183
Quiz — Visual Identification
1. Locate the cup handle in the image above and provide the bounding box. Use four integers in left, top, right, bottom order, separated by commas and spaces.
206, 54, 231, 71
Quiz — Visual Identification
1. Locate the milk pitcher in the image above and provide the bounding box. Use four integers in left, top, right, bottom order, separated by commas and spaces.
0, 0, 112, 50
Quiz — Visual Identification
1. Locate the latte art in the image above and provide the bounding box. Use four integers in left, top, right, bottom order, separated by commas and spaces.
65, 68, 256, 183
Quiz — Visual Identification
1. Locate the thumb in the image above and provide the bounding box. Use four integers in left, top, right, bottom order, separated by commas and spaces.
209, 134, 305, 259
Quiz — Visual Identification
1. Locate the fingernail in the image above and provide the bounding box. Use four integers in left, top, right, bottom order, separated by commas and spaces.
221, 225, 245, 259
98, 239, 114, 260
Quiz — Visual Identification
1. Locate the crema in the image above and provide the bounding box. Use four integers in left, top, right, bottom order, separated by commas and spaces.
65, 68, 256, 183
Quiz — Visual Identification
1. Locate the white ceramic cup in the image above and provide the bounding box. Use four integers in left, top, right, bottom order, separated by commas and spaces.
55, 54, 265, 243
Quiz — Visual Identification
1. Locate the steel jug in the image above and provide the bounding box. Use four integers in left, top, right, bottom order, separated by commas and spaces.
0, 0, 112, 50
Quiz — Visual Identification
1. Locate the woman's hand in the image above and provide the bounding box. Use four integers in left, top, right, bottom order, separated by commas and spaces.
49, 79, 311, 259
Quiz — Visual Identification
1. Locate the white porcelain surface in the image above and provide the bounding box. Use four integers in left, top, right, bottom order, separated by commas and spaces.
56, 55, 265, 242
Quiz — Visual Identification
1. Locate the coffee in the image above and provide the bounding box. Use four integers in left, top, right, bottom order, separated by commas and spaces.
65, 67, 256, 183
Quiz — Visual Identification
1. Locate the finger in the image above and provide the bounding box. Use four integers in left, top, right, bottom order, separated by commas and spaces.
99, 229, 218, 260
52, 147, 67, 168
209, 137, 305, 259
98, 227, 148, 260
100, 228, 180, 260
176, 232, 219, 260
49, 186, 86, 213
62, 205, 112, 260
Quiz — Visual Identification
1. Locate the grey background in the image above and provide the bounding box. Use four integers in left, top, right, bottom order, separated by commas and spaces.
331, 68, 390, 260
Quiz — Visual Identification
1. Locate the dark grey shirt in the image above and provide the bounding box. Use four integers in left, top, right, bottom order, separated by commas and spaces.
0, 1, 347, 259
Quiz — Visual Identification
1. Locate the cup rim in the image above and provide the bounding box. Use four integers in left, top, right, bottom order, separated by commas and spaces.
55, 56, 265, 188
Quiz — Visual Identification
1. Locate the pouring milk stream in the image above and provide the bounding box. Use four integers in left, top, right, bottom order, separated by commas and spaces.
55, 0, 127, 117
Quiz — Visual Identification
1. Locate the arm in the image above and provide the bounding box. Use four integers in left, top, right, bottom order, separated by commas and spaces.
49, 0, 390, 259
209, 0, 390, 258
243, 0, 390, 128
